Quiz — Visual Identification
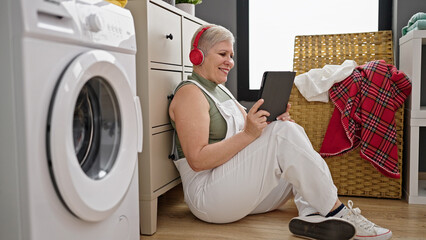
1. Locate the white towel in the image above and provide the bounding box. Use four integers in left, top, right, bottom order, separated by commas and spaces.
294, 60, 357, 102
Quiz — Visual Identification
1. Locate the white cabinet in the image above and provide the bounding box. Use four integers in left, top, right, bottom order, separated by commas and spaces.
399, 30, 426, 204
126, 0, 207, 235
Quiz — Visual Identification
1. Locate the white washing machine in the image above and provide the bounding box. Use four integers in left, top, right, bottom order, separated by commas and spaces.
0, 0, 142, 239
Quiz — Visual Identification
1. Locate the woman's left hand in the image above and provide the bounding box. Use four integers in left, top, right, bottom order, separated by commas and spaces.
276, 103, 295, 122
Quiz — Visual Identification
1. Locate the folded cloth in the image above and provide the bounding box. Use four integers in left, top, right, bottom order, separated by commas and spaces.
294, 60, 357, 102
402, 12, 426, 35
320, 60, 411, 179
105, 0, 128, 7
403, 20, 426, 35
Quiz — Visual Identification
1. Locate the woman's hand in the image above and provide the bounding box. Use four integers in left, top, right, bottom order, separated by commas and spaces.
276, 103, 295, 122
243, 99, 270, 139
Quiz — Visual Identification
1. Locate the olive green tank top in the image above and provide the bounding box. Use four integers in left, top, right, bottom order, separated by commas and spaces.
170, 72, 232, 159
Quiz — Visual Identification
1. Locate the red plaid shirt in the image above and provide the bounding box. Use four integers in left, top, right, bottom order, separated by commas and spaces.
320, 60, 411, 178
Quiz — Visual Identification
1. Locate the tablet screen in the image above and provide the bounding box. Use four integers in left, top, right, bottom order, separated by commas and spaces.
258, 71, 296, 122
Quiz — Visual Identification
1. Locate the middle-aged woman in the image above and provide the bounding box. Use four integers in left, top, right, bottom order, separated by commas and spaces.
168, 24, 392, 240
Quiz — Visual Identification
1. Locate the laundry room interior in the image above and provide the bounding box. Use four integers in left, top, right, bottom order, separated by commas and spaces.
1, 0, 426, 239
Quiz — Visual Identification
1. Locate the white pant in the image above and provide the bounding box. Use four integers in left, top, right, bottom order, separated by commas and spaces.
174, 121, 338, 223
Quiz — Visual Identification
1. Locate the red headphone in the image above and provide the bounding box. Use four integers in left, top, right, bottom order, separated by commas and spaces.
189, 27, 211, 65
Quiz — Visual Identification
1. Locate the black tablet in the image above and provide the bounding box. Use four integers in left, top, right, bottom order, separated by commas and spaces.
258, 71, 296, 122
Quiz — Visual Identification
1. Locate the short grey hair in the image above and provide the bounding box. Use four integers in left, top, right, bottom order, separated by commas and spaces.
190, 24, 235, 56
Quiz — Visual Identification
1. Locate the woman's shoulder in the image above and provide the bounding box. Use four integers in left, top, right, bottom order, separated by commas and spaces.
172, 78, 215, 110
175, 80, 201, 93
176, 82, 201, 93
169, 82, 209, 122
173, 82, 207, 105
175, 80, 202, 95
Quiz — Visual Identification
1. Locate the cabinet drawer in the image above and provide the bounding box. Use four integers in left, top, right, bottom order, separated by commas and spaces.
148, 3, 182, 65
151, 130, 180, 191
149, 69, 181, 127
182, 18, 202, 67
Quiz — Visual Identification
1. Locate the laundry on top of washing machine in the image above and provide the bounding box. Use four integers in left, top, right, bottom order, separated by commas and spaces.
105, 0, 128, 7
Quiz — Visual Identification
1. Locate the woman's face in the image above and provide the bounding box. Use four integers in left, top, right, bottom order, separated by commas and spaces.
196, 40, 234, 84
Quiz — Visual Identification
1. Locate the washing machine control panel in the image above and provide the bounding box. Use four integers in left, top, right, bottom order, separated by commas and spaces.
86, 13, 103, 33
75, 0, 136, 52
22, 0, 135, 53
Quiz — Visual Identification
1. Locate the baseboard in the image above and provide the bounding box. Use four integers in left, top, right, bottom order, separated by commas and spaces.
419, 172, 426, 180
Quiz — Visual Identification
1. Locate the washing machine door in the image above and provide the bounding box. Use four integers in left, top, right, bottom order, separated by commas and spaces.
47, 50, 141, 222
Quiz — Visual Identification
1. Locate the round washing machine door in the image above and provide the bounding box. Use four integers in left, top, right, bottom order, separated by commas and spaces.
47, 50, 141, 222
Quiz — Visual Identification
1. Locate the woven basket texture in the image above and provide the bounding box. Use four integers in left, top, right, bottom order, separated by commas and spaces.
291, 31, 403, 198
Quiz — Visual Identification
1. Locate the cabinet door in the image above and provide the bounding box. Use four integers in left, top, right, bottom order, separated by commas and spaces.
151, 130, 180, 191
148, 3, 182, 65
182, 18, 202, 67
149, 69, 181, 127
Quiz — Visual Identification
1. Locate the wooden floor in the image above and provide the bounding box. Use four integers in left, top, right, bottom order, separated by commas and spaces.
141, 184, 426, 240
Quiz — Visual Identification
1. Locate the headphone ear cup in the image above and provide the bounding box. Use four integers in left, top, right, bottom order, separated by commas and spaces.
189, 48, 204, 65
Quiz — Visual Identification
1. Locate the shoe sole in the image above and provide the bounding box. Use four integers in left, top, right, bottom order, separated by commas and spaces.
289, 217, 356, 240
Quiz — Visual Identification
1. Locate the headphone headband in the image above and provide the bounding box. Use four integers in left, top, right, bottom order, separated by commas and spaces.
192, 27, 211, 49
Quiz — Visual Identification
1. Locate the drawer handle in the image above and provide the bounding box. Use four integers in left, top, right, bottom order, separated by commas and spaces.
166, 33, 173, 40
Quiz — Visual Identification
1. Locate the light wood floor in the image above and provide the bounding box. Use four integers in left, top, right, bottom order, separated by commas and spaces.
141, 184, 426, 240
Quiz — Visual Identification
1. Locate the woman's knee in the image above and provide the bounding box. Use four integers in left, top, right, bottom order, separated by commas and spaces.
273, 121, 306, 139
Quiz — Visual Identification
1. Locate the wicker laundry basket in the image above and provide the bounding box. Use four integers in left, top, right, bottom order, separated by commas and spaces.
290, 31, 403, 198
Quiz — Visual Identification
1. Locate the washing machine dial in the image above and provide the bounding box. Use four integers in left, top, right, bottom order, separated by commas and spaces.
86, 13, 103, 32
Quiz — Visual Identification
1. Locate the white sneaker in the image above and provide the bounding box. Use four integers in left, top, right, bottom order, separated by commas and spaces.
342, 200, 392, 240
289, 215, 356, 240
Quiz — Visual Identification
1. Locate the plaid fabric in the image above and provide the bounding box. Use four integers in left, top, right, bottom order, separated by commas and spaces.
320, 60, 411, 179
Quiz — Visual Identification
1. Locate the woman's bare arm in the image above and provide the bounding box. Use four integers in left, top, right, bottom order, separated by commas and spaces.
169, 84, 268, 172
